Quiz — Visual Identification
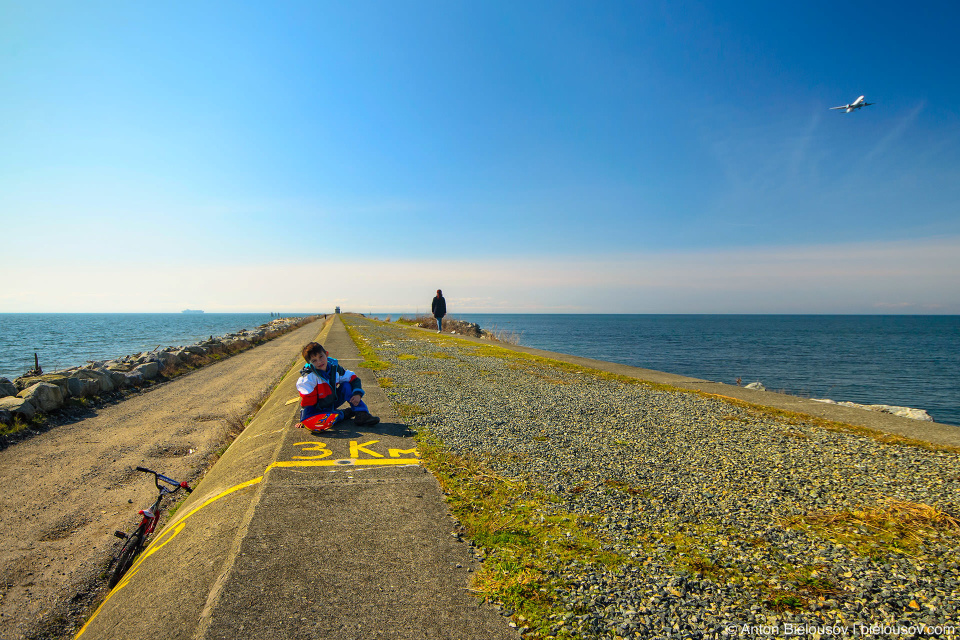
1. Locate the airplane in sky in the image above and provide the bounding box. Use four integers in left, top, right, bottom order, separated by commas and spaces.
830, 96, 875, 113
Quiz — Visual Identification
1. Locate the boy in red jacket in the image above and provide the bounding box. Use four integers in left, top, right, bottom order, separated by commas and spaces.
296, 342, 380, 431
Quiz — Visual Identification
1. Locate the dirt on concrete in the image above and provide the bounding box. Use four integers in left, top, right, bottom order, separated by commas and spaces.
0, 318, 326, 640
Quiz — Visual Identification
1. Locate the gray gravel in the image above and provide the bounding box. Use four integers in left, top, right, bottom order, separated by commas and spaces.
349, 317, 960, 639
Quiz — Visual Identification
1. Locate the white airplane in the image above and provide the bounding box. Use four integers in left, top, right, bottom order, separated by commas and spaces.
830, 95, 874, 113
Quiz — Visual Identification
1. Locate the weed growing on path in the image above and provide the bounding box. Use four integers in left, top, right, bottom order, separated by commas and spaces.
342, 320, 390, 370
416, 429, 624, 638
783, 498, 960, 559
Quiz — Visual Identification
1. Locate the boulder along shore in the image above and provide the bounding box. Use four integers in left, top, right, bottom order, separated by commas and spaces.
345, 315, 959, 639
0, 316, 315, 445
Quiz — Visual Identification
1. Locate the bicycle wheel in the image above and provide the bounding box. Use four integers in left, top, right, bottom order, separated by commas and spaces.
109, 532, 143, 587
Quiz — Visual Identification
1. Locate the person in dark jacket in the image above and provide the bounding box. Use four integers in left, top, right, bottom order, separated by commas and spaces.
431, 289, 446, 333
296, 342, 380, 431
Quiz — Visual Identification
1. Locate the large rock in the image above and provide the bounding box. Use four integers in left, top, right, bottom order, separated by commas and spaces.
0, 377, 17, 398
0, 396, 35, 420
71, 369, 114, 393
171, 348, 202, 365
67, 376, 102, 398
133, 362, 159, 380
200, 339, 224, 354
222, 337, 250, 352
185, 345, 208, 356
106, 370, 128, 389
18, 382, 64, 412
867, 405, 933, 421
811, 398, 934, 421
0, 408, 11, 425
158, 351, 180, 369
16, 374, 71, 398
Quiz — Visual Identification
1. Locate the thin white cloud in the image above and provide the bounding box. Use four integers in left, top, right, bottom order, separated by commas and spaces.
864, 101, 925, 163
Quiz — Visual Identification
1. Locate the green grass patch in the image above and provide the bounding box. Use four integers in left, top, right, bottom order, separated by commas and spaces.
765, 591, 806, 612
0, 413, 47, 437
415, 429, 625, 637
789, 569, 841, 599
378, 376, 395, 388
341, 317, 391, 370
396, 403, 428, 418
0, 417, 29, 437
783, 498, 960, 560
398, 354, 419, 360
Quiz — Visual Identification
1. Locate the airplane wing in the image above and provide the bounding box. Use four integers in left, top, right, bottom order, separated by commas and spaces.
829, 105, 848, 110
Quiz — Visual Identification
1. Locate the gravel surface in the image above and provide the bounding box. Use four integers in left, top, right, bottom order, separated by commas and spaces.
349, 317, 960, 639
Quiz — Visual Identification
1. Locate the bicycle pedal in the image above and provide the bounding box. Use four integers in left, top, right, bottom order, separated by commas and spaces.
114, 531, 128, 539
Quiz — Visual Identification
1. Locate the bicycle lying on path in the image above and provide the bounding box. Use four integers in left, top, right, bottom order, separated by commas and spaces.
108, 466, 192, 587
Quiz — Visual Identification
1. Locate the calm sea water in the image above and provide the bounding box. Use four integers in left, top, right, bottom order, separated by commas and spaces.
4, 313, 958, 427
375, 314, 960, 427
0, 313, 297, 381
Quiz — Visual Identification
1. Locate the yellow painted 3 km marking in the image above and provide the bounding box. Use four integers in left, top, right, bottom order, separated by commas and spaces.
289, 440, 419, 465
351, 439, 383, 458
292, 441, 332, 459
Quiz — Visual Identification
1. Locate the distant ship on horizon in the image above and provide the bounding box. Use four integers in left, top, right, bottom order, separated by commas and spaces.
181, 309, 204, 314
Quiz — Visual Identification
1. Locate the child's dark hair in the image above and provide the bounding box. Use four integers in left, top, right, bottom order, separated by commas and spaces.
301, 342, 325, 362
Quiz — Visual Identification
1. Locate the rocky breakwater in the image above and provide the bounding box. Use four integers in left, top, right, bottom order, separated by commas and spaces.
0, 317, 314, 431
810, 398, 934, 422
740, 382, 935, 422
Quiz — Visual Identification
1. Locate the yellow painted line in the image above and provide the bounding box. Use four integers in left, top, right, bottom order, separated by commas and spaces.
76, 447, 419, 637
271, 458, 421, 468
75, 477, 263, 639
285, 397, 300, 405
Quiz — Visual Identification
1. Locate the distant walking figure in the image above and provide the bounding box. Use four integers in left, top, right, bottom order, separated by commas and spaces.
431, 289, 446, 333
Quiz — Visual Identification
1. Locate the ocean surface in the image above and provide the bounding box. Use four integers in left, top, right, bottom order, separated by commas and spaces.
375, 313, 960, 427
3, 313, 958, 428
0, 313, 295, 382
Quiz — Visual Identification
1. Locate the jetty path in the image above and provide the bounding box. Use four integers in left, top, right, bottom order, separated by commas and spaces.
71, 315, 516, 640
4, 313, 959, 639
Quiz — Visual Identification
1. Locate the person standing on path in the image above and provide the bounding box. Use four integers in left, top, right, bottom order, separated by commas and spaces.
431, 289, 446, 333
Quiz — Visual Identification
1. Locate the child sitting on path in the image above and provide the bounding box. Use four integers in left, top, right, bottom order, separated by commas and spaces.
296, 341, 380, 431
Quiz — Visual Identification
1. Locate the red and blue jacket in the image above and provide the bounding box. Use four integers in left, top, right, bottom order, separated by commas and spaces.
296, 357, 364, 411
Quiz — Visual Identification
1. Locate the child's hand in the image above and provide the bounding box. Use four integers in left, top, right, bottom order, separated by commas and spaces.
349, 394, 362, 407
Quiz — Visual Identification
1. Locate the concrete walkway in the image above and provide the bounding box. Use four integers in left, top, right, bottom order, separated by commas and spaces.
76, 316, 518, 640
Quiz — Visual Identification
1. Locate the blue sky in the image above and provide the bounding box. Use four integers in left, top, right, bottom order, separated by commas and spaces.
2, 1, 958, 313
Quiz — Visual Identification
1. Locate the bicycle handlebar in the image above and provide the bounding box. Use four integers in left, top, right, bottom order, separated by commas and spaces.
135, 466, 192, 493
